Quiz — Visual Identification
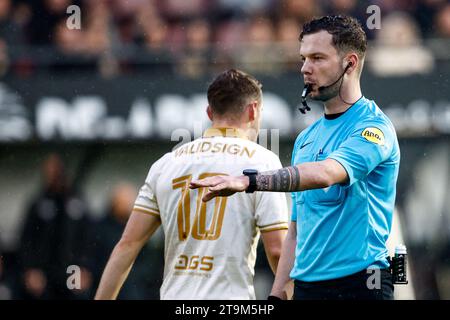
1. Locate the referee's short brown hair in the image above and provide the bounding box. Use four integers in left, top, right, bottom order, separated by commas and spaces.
300, 15, 367, 60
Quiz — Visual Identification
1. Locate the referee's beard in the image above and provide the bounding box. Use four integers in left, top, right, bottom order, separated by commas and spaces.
312, 76, 342, 102
311, 63, 348, 102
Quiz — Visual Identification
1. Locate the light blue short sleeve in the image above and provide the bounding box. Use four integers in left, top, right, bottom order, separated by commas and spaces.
328, 122, 395, 186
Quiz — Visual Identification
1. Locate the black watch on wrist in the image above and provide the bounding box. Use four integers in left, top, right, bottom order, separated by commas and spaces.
243, 169, 258, 193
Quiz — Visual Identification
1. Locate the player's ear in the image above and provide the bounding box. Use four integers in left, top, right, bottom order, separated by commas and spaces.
247, 102, 257, 122
206, 105, 213, 121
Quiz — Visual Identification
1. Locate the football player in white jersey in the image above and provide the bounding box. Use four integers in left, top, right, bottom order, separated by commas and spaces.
95, 69, 289, 300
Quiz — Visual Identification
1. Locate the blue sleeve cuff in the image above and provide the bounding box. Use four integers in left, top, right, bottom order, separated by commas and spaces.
328, 155, 355, 187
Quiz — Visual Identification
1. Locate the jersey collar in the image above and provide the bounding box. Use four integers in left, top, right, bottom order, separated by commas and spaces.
323, 96, 367, 123
203, 127, 249, 140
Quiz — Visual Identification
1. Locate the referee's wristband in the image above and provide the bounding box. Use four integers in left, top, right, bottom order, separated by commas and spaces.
267, 295, 282, 301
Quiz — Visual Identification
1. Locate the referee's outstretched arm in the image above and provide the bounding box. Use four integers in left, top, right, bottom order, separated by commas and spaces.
189, 158, 347, 202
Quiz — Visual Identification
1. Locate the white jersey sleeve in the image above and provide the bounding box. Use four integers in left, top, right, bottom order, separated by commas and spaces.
255, 154, 289, 233
133, 153, 170, 218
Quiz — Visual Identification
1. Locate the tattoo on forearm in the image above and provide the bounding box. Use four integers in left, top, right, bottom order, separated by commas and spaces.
255, 166, 301, 192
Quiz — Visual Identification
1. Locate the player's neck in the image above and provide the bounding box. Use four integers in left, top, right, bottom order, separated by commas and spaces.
210, 121, 257, 141
323, 81, 362, 115
211, 120, 246, 132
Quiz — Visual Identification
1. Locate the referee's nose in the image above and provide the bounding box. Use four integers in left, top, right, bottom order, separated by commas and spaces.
301, 59, 312, 76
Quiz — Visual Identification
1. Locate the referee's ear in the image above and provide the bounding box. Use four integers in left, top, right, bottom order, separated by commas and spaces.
345, 53, 359, 75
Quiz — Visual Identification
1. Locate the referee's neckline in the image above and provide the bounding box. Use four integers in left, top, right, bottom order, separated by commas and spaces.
323, 96, 365, 121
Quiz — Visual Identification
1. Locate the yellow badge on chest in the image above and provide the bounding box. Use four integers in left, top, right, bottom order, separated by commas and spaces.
361, 127, 385, 145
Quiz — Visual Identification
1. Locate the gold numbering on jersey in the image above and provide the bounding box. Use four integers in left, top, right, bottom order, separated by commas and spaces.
172, 173, 228, 241
174, 255, 214, 271
361, 127, 385, 145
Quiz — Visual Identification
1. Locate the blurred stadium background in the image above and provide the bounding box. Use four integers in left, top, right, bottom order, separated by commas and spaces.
0, 0, 449, 300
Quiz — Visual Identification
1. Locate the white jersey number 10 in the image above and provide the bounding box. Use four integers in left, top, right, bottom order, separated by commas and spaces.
172, 173, 228, 241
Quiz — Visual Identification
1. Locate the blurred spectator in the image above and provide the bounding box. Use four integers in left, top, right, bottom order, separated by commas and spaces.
210, 20, 246, 74
373, 0, 419, 13
0, 39, 9, 76
321, 0, 370, 38
276, 18, 301, 72
114, 15, 138, 47
0, 0, 26, 47
50, 19, 96, 74
111, 0, 149, 19
434, 2, 450, 38
321, 0, 365, 22
157, 0, 212, 22
176, 18, 212, 78
0, 0, 447, 76
135, 1, 174, 74
324, 0, 358, 14
44, 0, 111, 74
27, 0, 74, 45
413, 0, 447, 36
213, 19, 246, 51
11, 1, 32, 29
0, 0, 26, 76
18, 153, 94, 299
369, 11, 435, 76
53, 20, 84, 54
82, 0, 111, 56
141, 18, 170, 52
0, 244, 13, 300
216, 0, 275, 17
90, 183, 163, 299
136, 2, 165, 49
237, 16, 281, 75
185, 19, 211, 51
277, 0, 321, 24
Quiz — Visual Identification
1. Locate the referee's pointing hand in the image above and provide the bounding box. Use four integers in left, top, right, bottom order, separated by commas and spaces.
189, 175, 250, 202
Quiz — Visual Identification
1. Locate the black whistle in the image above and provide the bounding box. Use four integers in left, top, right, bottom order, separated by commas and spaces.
299, 84, 313, 114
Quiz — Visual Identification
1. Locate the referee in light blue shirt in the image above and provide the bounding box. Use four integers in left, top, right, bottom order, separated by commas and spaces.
290, 95, 400, 297
189, 15, 400, 300
282, 15, 399, 300
285, 15, 400, 300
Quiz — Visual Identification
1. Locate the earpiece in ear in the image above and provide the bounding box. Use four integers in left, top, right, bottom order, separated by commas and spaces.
344, 61, 352, 71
